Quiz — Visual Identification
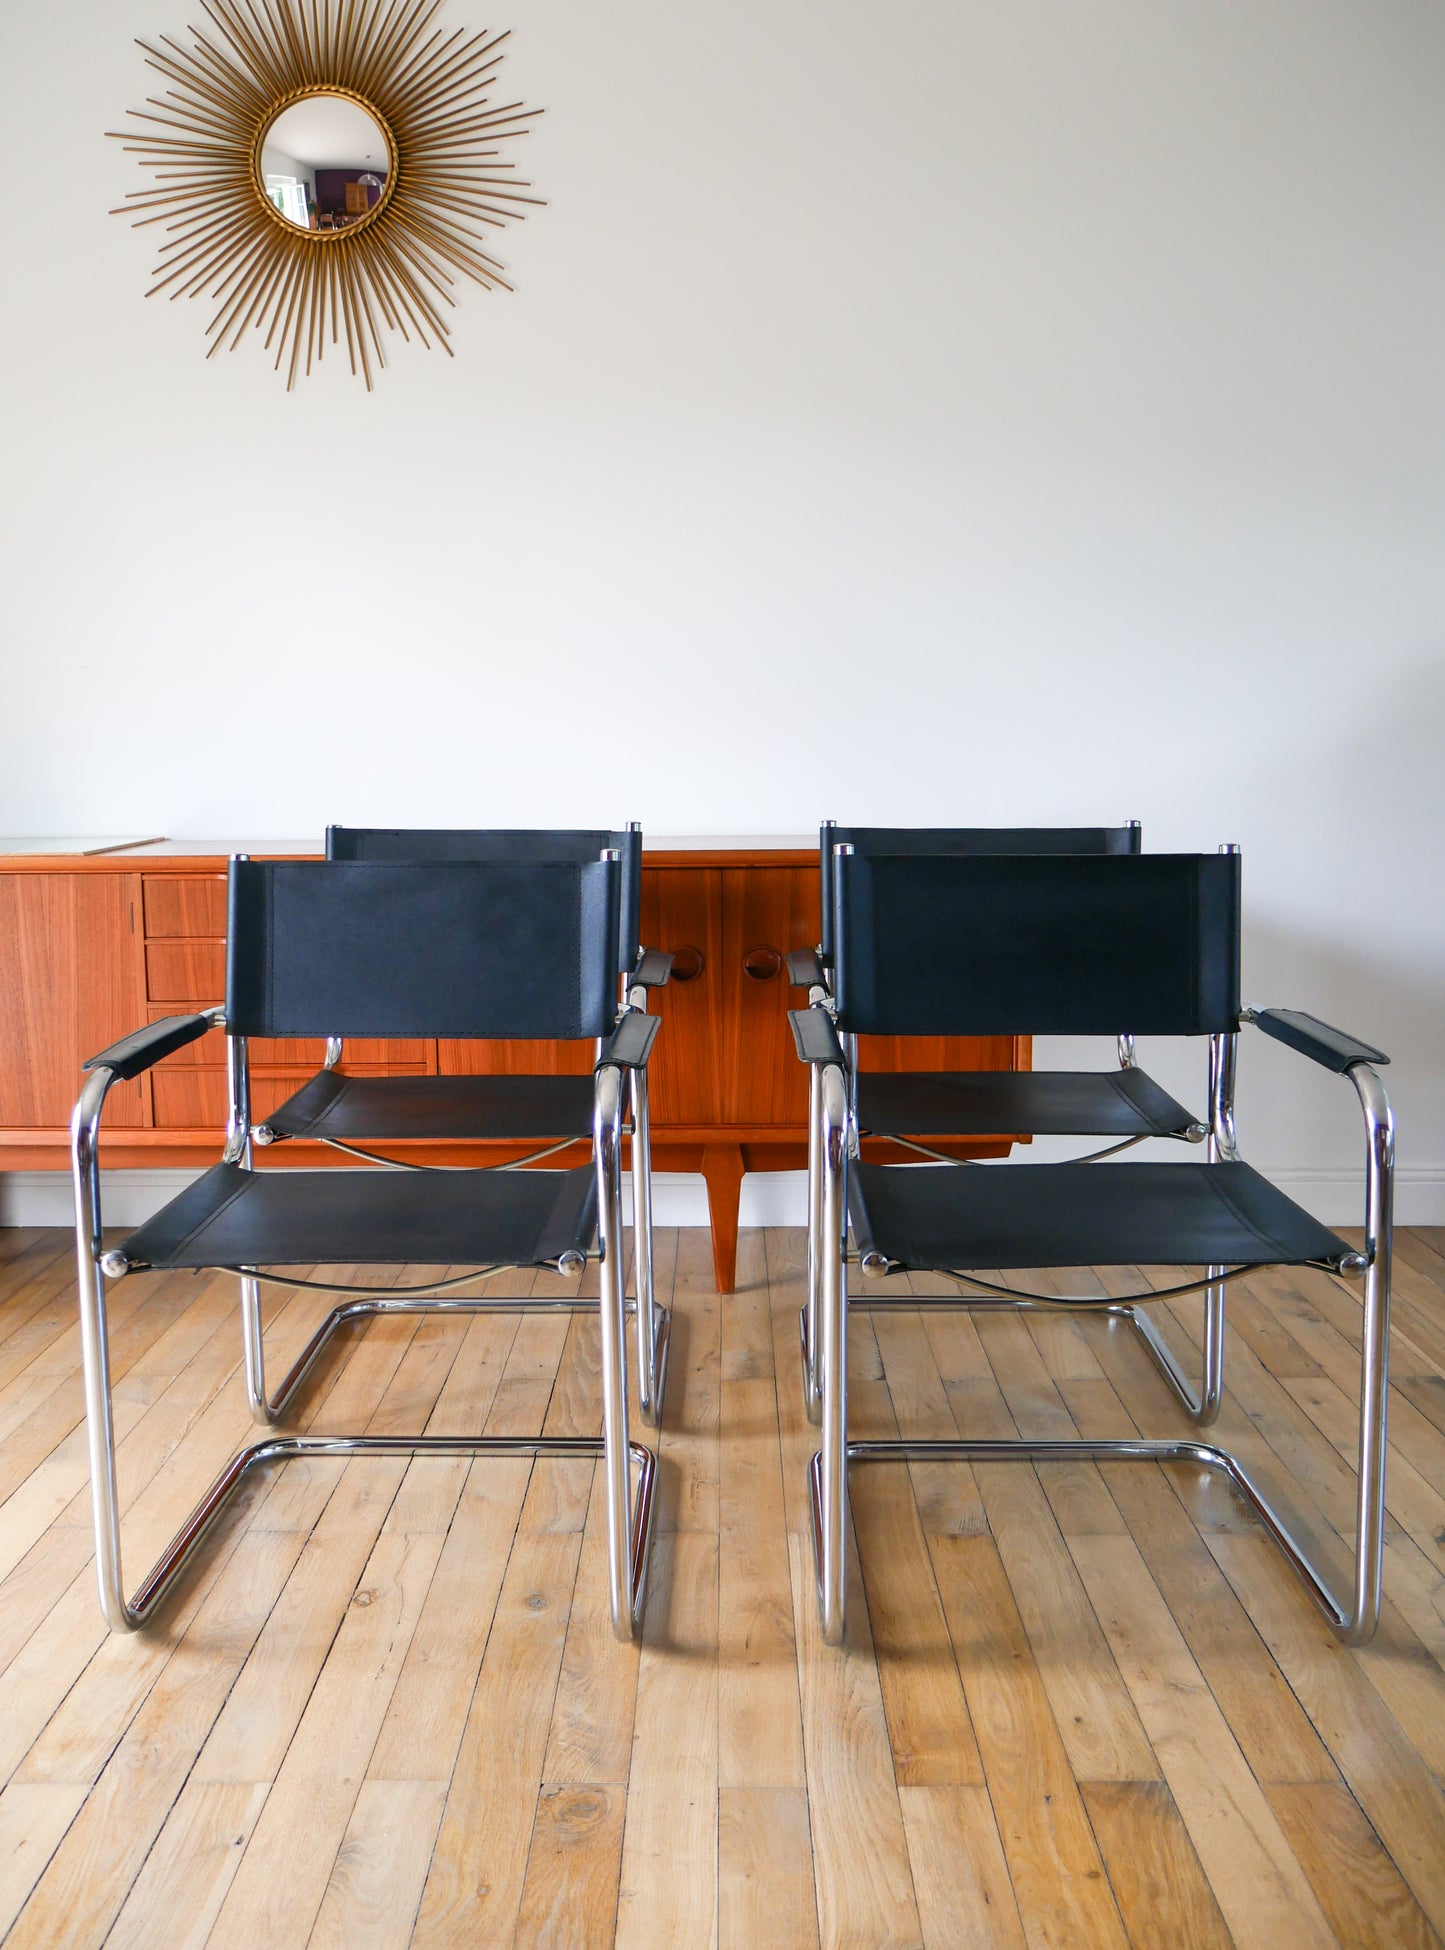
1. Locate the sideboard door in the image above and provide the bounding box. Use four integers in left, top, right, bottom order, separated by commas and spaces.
0, 874, 147, 1129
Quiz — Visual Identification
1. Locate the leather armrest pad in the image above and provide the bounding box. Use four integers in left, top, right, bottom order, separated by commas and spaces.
84, 1012, 216, 1082
633, 948, 674, 987
789, 1007, 845, 1067
786, 948, 828, 990
1252, 1007, 1389, 1074
598, 1011, 662, 1071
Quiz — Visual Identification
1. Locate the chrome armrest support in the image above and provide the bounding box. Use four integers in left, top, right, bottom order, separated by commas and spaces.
1208, 1030, 1240, 1160
1350, 1061, 1395, 1271
223, 1033, 252, 1165
71, 1066, 117, 1267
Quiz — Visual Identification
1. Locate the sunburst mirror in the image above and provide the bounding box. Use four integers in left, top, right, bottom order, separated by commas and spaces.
110, 0, 544, 387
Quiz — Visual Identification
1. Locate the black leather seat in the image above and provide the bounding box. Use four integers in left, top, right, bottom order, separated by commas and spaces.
262, 1070, 595, 1143
791, 846, 1396, 1652
71, 854, 660, 1641
257, 825, 673, 1428
120, 1153, 599, 1271
847, 1158, 1347, 1275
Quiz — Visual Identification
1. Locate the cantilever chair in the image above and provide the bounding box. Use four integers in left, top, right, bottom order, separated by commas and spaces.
788, 824, 1209, 1422
791, 848, 1394, 1647
72, 854, 659, 1639
254, 824, 673, 1426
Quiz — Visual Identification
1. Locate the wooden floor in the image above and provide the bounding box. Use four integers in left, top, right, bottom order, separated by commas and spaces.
0, 1225, 1444, 1947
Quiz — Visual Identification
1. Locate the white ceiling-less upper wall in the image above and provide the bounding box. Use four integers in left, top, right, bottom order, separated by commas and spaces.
1, 0, 1441, 1216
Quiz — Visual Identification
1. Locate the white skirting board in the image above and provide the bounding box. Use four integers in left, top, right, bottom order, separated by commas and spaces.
0, 1169, 811, 1230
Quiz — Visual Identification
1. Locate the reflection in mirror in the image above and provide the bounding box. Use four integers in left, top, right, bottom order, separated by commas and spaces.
260, 93, 391, 232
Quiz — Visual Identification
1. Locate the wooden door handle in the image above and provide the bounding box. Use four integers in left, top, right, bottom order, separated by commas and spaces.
743, 946, 783, 982
670, 945, 706, 983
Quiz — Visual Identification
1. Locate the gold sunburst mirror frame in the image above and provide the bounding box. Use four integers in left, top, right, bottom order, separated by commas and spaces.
110, 0, 544, 387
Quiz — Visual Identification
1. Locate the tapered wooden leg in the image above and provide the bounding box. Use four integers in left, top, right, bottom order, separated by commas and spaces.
701, 1143, 745, 1294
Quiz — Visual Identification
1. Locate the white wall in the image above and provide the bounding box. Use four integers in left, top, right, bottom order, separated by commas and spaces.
1, 0, 1442, 1219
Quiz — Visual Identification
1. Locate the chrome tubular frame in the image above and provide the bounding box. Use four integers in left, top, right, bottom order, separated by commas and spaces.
624, 986, 670, 1430
807, 1048, 1395, 1649
812, 1062, 851, 1644
803, 1058, 824, 1422
70, 1059, 656, 1640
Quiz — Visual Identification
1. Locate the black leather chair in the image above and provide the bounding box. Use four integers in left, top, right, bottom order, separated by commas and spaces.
72, 854, 659, 1639
790, 848, 1395, 1648
256, 825, 673, 1426
788, 824, 1207, 1423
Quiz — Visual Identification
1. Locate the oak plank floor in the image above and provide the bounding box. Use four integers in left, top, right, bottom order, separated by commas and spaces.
0, 1228, 1443, 1947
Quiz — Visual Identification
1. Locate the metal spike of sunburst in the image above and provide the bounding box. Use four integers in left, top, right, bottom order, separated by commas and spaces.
109, 0, 544, 387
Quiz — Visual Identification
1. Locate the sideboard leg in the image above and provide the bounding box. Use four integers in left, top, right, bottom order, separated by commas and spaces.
701, 1143, 745, 1294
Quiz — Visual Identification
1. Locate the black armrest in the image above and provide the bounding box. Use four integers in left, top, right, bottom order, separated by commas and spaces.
598, 1011, 662, 1071
788, 1007, 846, 1068
83, 1012, 217, 1082
1249, 1008, 1389, 1074
786, 948, 828, 990
632, 948, 674, 988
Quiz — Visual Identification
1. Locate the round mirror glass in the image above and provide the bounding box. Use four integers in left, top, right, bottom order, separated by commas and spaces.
259, 93, 392, 233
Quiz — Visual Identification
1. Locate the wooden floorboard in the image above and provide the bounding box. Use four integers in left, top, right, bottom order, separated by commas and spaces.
0, 1226, 1442, 1946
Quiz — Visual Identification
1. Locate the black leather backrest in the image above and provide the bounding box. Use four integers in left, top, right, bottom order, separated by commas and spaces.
326, 826, 642, 976
227, 857, 621, 1039
818, 823, 1141, 965
832, 851, 1239, 1037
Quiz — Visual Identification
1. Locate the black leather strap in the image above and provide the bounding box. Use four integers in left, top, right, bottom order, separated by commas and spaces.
228, 858, 619, 1040
598, 1011, 662, 1071
820, 823, 1144, 963
83, 1013, 216, 1081
786, 948, 827, 990
326, 826, 644, 975
834, 852, 1240, 1037
788, 1007, 845, 1067
632, 949, 674, 987
1250, 1008, 1389, 1073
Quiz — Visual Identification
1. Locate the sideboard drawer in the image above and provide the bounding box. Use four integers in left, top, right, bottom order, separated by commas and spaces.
143, 874, 228, 938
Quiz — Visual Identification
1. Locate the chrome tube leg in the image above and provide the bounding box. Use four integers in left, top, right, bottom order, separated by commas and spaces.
1119, 1029, 1234, 1425
596, 1067, 638, 1641
1344, 1063, 1394, 1645
802, 1060, 823, 1422
71, 1070, 135, 1633
1195, 1025, 1237, 1426
630, 1064, 662, 1426
1199, 1270, 1226, 1424
814, 1065, 849, 1644
239, 1269, 275, 1426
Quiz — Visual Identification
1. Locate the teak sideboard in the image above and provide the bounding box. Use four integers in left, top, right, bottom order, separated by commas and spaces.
0, 842, 1027, 1291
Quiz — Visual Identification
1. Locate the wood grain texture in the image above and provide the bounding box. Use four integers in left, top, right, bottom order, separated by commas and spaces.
928, 1532, 1130, 1950
0, 1226, 1441, 1946
898, 1784, 1026, 1950
515, 1784, 627, 1950
614, 1531, 721, 1950
1069, 1533, 1336, 1950
0, 873, 147, 1128
720, 1787, 820, 1950
1080, 1781, 1233, 1950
